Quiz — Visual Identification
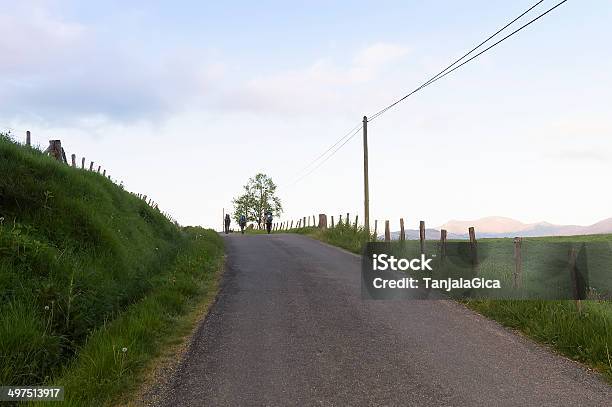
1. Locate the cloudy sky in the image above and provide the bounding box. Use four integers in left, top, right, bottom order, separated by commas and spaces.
2, 0, 611, 231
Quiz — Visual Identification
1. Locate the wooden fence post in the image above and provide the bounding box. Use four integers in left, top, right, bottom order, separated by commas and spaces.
290, 220, 294, 229
331, 216, 335, 228
318, 214, 327, 229
568, 248, 582, 313
384, 220, 390, 242
468, 227, 478, 265
339, 214, 343, 225
46, 140, 64, 161
419, 221, 426, 254
97, 166, 101, 173
440, 229, 447, 258
513, 237, 522, 289
81, 157, 85, 169
103, 169, 106, 176
26, 130, 31, 146
90, 161, 94, 171
354, 215, 358, 229
346, 213, 349, 226
399, 218, 405, 241
71, 154, 76, 167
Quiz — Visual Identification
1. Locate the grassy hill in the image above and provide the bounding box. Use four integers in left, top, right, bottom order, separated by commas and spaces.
0, 133, 224, 404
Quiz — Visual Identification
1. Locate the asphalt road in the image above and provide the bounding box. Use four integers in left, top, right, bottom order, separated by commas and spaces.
160, 233, 611, 406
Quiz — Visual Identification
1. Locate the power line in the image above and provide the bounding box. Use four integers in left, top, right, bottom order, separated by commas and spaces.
281, 122, 361, 187
283, 125, 363, 189
284, 0, 569, 188
369, 0, 567, 122
413, 0, 569, 95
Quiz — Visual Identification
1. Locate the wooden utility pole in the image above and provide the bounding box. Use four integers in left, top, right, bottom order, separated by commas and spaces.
362, 116, 370, 236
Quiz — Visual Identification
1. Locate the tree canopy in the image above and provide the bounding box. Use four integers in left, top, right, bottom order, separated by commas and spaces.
232, 173, 282, 228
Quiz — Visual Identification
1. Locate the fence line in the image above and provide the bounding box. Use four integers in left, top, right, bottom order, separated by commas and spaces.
268, 213, 584, 311
12, 130, 179, 225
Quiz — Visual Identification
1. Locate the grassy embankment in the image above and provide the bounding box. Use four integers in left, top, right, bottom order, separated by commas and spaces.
284, 221, 612, 382
0, 134, 224, 405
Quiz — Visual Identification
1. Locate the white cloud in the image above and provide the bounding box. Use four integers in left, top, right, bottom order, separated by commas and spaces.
211, 42, 410, 117
0, 1, 410, 125
350, 42, 410, 81
0, 4, 86, 75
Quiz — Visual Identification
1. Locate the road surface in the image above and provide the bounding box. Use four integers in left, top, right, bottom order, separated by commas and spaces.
159, 233, 611, 406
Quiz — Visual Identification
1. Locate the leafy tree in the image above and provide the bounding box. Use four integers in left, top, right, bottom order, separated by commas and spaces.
232, 173, 282, 229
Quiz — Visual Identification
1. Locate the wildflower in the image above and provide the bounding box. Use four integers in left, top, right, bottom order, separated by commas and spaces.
44, 305, 50, 311
122, 347, 128, 353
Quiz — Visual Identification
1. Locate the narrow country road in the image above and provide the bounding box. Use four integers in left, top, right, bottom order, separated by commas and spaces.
159, 233, 611, 406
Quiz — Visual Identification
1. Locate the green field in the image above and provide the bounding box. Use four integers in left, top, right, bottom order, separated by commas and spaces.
0, 134, 224, 404
286, 220, 612, 382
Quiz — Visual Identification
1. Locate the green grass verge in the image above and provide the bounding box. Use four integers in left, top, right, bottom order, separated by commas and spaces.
1, 133, 186, 386
283, 222, 612, 383
35, 227, 224, 406
0, 134, 226, 403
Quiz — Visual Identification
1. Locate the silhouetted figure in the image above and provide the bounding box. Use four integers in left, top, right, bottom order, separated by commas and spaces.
239, 214, 247, 234
265, 212, 273, 234
224, 214, 231, 234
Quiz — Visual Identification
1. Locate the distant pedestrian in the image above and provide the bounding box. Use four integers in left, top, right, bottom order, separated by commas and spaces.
265, 211, 273, 234
224, 213, 231, 234
239, 214, 247, 234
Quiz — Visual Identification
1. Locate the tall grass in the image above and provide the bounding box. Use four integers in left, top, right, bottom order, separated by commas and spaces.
37, 227, 224, 406
286, 221, 612, 382
0, 133, 213, 389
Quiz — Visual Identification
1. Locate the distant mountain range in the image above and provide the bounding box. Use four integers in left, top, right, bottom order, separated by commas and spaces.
384, 216, 612, 240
